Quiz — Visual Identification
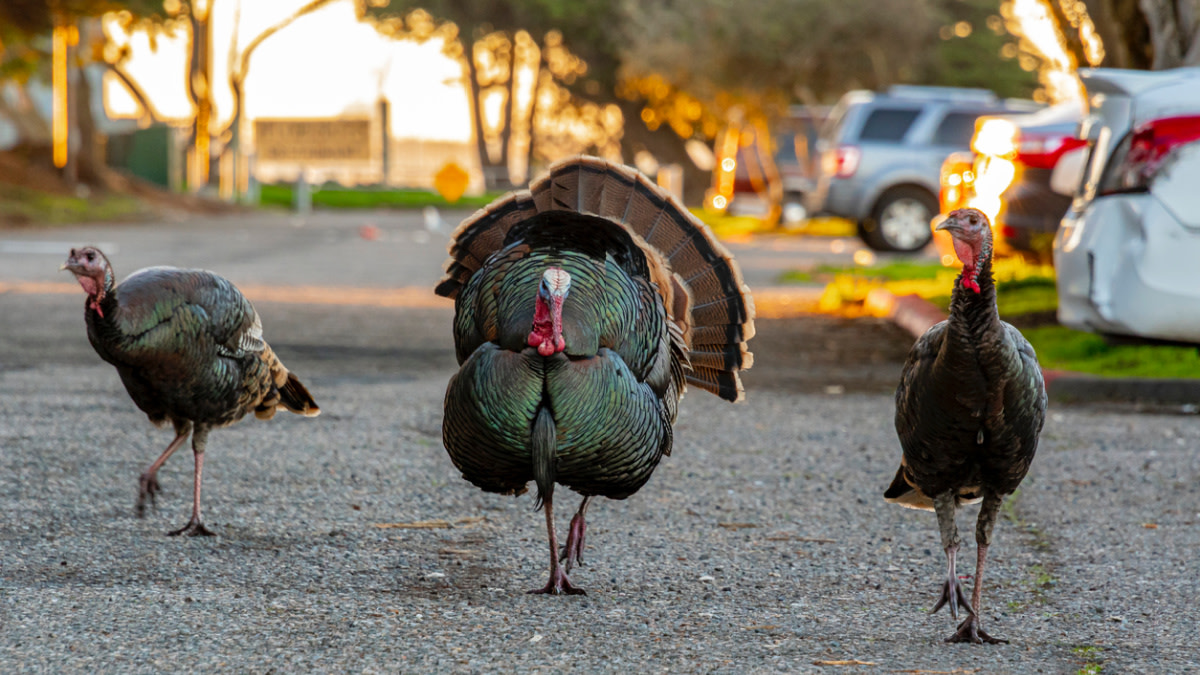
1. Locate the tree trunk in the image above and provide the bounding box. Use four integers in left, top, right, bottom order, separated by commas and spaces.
0, 83, 52, 149
616, 99, 707, 205
1139, 0, 1200, 67
74, 62, 104, 185
463, 42, 492, 190
185, 4, 213, 190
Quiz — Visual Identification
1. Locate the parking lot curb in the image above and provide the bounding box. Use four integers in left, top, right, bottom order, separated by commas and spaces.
885, 292, 1200, 408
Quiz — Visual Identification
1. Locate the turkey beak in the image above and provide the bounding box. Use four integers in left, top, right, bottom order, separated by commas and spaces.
935, 217, 962, 234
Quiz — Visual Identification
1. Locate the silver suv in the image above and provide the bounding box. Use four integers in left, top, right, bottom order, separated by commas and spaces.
807, 86, 1039, 252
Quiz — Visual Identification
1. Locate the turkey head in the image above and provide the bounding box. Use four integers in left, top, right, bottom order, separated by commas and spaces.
62, 246, 114, 316
936, 208, 993, 294
527, 267, 570, 356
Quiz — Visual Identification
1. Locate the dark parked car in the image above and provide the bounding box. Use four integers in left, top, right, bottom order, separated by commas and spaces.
938, 102, 1085, 262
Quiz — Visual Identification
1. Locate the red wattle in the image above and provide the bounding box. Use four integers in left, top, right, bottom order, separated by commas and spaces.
529, 293, 565, 355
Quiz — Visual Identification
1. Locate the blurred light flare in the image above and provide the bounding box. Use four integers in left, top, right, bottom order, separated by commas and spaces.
972, 118, 1018, 158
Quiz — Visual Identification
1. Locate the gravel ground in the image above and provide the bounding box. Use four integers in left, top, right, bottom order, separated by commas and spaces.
2, 276, 1199, 673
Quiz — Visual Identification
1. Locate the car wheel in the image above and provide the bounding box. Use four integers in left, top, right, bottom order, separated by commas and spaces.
860, 187, 938, 252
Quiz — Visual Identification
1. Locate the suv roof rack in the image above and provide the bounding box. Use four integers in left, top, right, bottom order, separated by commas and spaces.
885, 85, 997, 102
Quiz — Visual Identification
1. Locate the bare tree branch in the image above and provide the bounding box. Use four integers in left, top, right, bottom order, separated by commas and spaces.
105, 62, 161, 123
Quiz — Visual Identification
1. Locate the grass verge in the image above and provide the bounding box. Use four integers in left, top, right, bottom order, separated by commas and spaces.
691, 210, 856, 240
809, 257, 1200, 379
0, 184, 148, 225
258, 184, 502, 210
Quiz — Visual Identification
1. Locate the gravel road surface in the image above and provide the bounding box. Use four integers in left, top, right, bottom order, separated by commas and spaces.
1, 214, 1196, 673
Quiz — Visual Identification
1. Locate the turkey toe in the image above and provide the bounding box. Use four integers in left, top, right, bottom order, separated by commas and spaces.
931, 577, 974, 619
135, 474, 161, 517
167, 520, 216, 537
947, 616, 1008, 644
528, 565, 586, 596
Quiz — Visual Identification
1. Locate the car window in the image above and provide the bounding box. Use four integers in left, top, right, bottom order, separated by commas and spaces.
774, 133, 798, 162
931, 112, 984, 146
858, 108, 921, 142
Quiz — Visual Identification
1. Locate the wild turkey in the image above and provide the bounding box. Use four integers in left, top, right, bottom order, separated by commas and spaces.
885, 208, 1046, 643
62, 247, 320, 536
436, 156, 755, 594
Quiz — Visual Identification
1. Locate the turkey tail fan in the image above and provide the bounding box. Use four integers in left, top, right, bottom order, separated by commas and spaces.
279, 372, 320, 417
434, 155, 755, 401
434, 191, 538, 299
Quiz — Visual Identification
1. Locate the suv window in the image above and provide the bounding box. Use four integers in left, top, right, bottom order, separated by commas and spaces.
858, 108, 920, 142
932, 112, 984, 146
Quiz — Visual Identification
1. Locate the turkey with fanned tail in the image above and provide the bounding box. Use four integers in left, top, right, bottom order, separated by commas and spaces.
436, 156, 755, 595
885, 208, 1046, 643
63, 247, 320, 536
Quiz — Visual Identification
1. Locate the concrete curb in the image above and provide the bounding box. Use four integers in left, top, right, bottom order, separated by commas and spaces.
885, 291, 1200, 408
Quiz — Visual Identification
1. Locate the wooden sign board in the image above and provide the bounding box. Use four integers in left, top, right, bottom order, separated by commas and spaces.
254, 118, 371, 162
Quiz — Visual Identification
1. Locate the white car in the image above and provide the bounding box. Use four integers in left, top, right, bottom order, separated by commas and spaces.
1054, 67, 1200, 344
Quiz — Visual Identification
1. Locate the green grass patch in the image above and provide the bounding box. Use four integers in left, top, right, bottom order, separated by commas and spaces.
258, 183, 502, 210
1023, 325, 1200, 378
1073, 645, 1105, 674
822, 260, 948, 282
928, 275, 1059, 317
812, 255, 1200, 378
0, 184, 148, 225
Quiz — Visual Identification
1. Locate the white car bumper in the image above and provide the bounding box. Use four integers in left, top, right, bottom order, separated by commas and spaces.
1055, 191, 1200, 343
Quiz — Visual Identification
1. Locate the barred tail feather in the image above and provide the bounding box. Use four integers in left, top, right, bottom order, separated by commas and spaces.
280, 372, 320, 417
434, 155, 755, 401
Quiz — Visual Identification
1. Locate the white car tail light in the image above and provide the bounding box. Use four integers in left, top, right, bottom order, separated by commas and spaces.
1098, 115, 1200, 195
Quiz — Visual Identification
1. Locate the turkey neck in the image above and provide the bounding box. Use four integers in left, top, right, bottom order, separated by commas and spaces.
946, 255, 1000, 345
85, 276, 123, 343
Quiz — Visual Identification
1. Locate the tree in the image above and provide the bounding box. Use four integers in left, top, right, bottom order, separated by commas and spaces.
0, 0, 164, 184
359, 0, 628, 188
1085, 0, 1198, 68
921, 0, 1038, 99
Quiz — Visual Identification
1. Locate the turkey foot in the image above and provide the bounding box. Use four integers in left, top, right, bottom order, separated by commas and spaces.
167, 518, 216, 537
947, 615, 1007, 644
528, 564, 586, 596
136, 426, 191, 518
562, 497, 590, 572
931, 575, 974, 619
530, 497, 585, 595
135, 472, 161, 517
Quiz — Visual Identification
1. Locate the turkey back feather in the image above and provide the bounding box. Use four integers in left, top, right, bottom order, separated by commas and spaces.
435, 155, 755, 401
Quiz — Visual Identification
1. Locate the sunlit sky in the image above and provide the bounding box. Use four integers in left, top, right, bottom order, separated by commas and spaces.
104, 0, 472, 142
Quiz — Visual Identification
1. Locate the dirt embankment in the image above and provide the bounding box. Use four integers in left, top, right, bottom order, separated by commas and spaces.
0, 151, 240, 226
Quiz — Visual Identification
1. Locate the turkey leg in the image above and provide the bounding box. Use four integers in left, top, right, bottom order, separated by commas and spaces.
948, 492, 1008, 644
136, 421, 192, 517
931, 491, 972, 620
528, 498, 585, 596
562, 496, 592, 572
168, 425, 216, 537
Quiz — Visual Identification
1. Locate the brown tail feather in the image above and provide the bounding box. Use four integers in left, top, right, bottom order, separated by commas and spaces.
279, 372, 320, 417
434, 155, 755, 401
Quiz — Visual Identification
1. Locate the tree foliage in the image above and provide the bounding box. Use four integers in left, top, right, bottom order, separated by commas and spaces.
921, 0, 1037, 99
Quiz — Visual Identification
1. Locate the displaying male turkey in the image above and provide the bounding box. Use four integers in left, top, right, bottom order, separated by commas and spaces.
436, 156, 755, 595
885, 207, 1046, 643
62, 247, 320, 536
